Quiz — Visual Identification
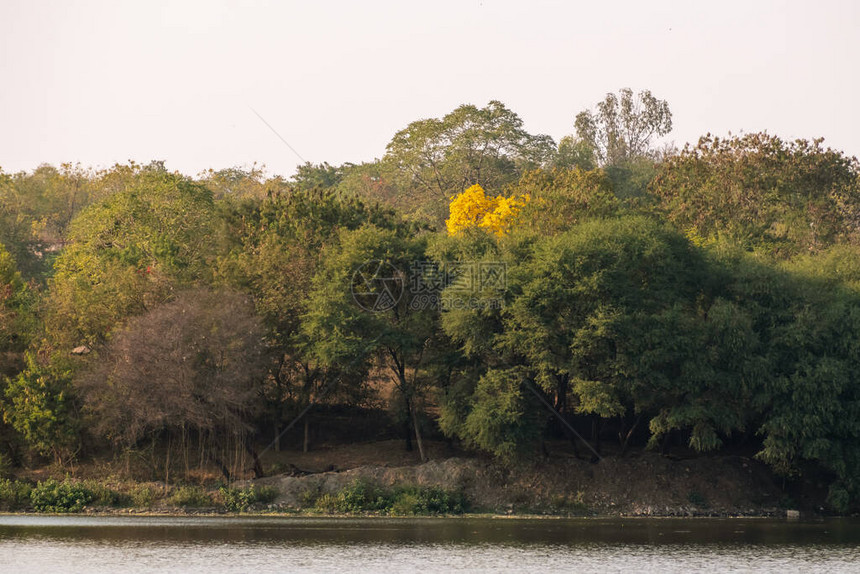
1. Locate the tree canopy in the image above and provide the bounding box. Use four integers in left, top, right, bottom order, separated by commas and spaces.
3, 97, 860, 511
575, 88, 673, 167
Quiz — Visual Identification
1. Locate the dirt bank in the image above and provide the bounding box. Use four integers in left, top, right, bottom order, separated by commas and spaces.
254, 441, 792, 517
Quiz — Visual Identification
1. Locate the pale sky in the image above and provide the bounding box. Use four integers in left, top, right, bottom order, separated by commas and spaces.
1, 0, 858, 178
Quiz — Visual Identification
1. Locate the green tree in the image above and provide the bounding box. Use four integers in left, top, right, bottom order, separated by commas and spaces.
197, 164, 273, 199
552, 135, 597, 171
651, 133, 860, 256
0, 164, 95, 280
384, 100, 555, 224
2, 354, 79, 464
439, 217, 760, 458
302, 225, 440, 460
513, 167, 619, 234
215, 189, 401, 450
45, 168, 215, 350
575, 88, 672, 167
0, 243, 33, 377
291, 161, 347, 191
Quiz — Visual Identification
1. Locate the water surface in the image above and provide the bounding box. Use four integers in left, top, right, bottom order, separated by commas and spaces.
1, 515, 858, 573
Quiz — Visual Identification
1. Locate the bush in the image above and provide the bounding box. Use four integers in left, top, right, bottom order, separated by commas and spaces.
30, 479, 95, 512
390, 485, 468, 515
0, 453, 12, 479
687, 491, 708, 508
166, 485, 212, 508
0, 479, 32, 511
299, 484, 323, 507
129, 484, 159, 508
313, 479, 468, 515
335, 478, 391, 513
219, 485, 279, 512
80, 480, 126, 507
313, 493, 340, 513
389, 492, 421, 515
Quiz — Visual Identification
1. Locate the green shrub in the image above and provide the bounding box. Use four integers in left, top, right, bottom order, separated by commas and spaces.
219, 485, 280, 512
389, 492, 421, 515
30, 479, 95, 512
828, 486, 851, 514
313, 479, 468, 515
0, 453, 12, 479
687, 491, 708, 508
313, 493, 340, 513
129, 484, 159, 508
166, 485, 211, 508
299, 484, 323, 507
256, 485, 279, 505
390, 485, 468, 515
80, 480, 126, 507
0, 479, 32, 511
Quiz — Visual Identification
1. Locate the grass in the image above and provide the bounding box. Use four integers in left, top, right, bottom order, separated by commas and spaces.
0, 477, 281, 513
218, 485, 279, 512
306, 478, 469, 516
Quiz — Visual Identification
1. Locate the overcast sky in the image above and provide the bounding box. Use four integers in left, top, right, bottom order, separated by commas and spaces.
1, 0, 858, 178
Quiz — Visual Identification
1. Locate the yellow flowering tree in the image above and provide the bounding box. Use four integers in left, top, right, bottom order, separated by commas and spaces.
446, 184, 528, 236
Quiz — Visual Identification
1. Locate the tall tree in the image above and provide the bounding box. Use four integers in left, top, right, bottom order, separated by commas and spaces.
575, 88, 672, 167
45, 168, 215, 350
651, 133, 860, 256
216, 189, 401, 450
384, 100, 555, 224
0, 243, 32, 377
302, 225, 440, 460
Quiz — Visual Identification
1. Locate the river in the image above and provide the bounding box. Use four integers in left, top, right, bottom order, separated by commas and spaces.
1, 515, 858, 573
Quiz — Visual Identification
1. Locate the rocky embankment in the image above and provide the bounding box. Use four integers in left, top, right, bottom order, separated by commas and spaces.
255, 450, 793, 517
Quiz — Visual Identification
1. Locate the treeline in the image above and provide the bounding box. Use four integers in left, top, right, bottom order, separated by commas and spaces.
2, 90, 860, 512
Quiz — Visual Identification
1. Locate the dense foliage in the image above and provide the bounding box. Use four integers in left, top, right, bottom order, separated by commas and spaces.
2, 93, 860, 512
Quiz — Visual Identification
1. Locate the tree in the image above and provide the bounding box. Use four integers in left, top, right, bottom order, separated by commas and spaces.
651, 133, 860, 256
45, 168, 215, 350
384, 100, 555, 224
78, 288, 268, 479
439, 217, 751, 458
552, 135, 597, 171
2, 354, 79, 464
291, 161, 347, 191
513, 168, 619, 234
445, 184, 529, 237
0, 243, 32, 377
0, 164, 95, 280
302, 225, 440, 460
215, 188, 402, 451
575, 88, 672, 166
197, 164, 272, 199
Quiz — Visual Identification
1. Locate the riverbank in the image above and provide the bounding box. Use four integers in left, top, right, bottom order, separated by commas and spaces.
1, 439, 818, 517
253, 448, 796, 518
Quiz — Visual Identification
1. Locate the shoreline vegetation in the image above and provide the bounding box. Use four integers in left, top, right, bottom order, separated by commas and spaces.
4, 92, 860, 516
0, 443, 813, 519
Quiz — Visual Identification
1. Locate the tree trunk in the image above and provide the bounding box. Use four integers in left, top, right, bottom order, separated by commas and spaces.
619, 414, 642, 456
303, 417, 310, 453
412, 406, 427, 462
164, 434, 171, 486
554, 374, 569, 413
591, 416, 602, 455
660, 431, 672, 456
403, 395, 414, 452
245, 439, 265, 479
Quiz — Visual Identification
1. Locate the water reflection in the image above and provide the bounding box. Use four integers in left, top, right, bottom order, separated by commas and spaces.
1, 516, 859, 573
